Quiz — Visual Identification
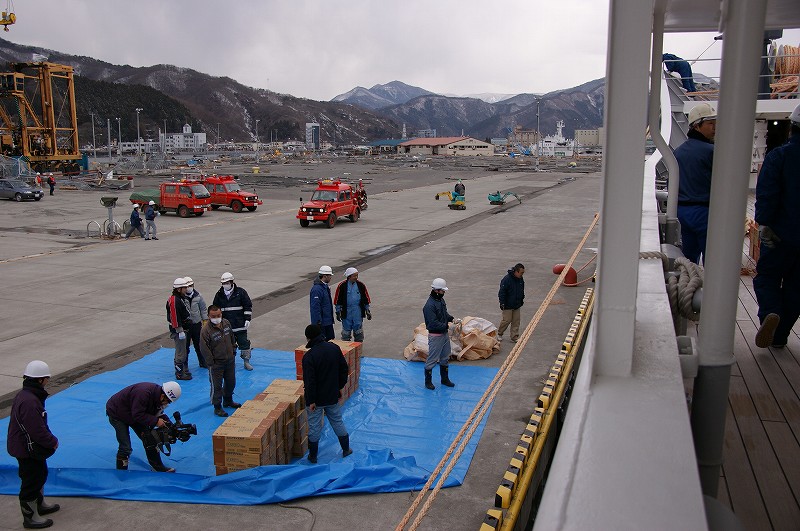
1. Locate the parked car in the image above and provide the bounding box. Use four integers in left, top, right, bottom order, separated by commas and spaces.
0, 179, 44, 201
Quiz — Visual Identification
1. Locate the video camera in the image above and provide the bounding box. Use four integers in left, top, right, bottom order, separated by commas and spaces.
148, 411, 197, 456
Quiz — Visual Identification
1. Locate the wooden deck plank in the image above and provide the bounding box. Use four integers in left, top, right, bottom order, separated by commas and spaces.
770, 345, 800, 402
728, 376, 800, 530
763, 420, 800, 507
732, 322, 785, 422
722, 390, 771, 530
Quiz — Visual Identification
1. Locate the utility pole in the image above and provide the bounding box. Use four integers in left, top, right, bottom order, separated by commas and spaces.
107, 119, 112, 160
163, 119, 167, 153
115, 118, 121, 157
90, 112, 97, 159
135, 108, 143, 156
535, 97, 541, 172
217, 123, 220, 148
255, 119, 260, 160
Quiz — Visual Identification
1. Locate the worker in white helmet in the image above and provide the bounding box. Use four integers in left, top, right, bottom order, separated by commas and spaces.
213, 272, 254, 370
6, 360, 60, 528
334, 267, 372, 342
167, 277, 193, 380
310, 265, 336, 340
674, 102, 717, 264
753, 103, 800, 348
422, 278, 458, 390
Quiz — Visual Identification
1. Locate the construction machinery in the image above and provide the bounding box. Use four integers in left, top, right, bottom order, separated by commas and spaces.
0, 62, 81, 173
488, 190, 522, 205
435, 191, 466, 210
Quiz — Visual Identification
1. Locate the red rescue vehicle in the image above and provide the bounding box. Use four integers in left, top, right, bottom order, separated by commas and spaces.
200, 175, 263, 212
129, 180, 211, 217
296, 178, 367, 228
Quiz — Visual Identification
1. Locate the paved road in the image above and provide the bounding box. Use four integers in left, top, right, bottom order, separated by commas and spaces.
0, 161, 601, 530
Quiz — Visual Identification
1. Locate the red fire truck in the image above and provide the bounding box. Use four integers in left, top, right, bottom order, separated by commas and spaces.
200, 175, 263, 212
296, 179, 367, 228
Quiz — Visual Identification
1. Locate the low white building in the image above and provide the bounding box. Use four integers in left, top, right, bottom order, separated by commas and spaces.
397, 136, 493, 156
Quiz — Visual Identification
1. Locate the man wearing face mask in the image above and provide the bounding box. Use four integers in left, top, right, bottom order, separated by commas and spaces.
213, 272, 254, 371
200, 305, 241, 417
310, 265, 336, 341
166, 277, 192, 381
183, 276, 209, 369
422, 278, 458, 390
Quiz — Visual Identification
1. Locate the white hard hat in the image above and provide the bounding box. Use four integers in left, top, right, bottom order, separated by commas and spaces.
220, 272, 235, 283
162, 381, 181, 402
173, 277, 189, 289
133, 204, 140, 209
431, 278, 448, 291
318, 265, 333, 275
688, 103, 716, 127
790, 104, 800, 125
184, 276, 194, 285
148, 200, 156, 206
344, 267, 358, 278
24, 360, 51, 378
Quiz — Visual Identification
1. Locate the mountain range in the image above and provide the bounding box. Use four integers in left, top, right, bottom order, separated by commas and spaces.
0, 38, 605, 146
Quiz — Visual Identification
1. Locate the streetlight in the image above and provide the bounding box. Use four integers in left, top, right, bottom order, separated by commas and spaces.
217, 123, 220, 148
535, 97, 541, 172
255, 118, 260, 159
115, 118, 121, 157
163, 119, 167, 153
89, 112, 97, 158
135, 108, 143, 156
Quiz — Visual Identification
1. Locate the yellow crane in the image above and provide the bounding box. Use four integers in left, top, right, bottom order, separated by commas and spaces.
0, 0, 16, 31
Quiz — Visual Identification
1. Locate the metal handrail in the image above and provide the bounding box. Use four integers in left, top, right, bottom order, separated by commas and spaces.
86, 220, 101, 238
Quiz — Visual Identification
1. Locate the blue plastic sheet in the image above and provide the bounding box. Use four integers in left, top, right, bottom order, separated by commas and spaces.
0, 348, 496, 504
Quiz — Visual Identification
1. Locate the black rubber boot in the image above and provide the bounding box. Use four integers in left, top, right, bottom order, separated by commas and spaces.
116, 457, 129, 470
308, 440, 319, 463
20, 500, 52, 529
440, 366, 455, 387
145, 446, 174, 472
339, 435, 353, 457
425, 369, 435, 390
36, 494, 60, 516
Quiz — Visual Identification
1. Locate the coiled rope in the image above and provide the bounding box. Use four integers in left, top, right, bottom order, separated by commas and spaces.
771, 44, 799, 98
394, 213, 600, 531
666, 256, 704, 332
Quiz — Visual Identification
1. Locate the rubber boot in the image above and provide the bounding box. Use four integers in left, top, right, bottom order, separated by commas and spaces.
242, 349, 253, 371
175, 363, 192, 380
308, 440, 319, 463
20, 500, 52, 529
36, 494, 60, 516
338, 435, 353, 457
145, 445, 175, 473
440, 366, 455, 387
116, 457, 129, 470
425, 369, 435, 390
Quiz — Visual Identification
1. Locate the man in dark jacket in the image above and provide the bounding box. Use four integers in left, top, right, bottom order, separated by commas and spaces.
753, 104, 800, 348
7, 360, 60, 529
200, 305, 241, 417
124, 204, 145, 239
302, 324, 352, 463
167, 277, 192, 380
106, 381, 181, 473
310, 265, 335, 340
423, 277, 457, 390
334, 267, 371, 342
213, 271, 254, 371
674, 102, 716, 264
144, 200, 158, 240
498, 263, 525, 343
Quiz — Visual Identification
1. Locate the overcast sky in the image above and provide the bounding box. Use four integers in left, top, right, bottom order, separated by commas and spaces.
6, 1, 800, 101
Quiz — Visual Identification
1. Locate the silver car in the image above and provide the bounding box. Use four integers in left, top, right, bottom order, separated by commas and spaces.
0, 179, 44, 201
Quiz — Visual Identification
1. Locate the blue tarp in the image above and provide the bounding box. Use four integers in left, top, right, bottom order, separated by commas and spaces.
0, 348, 496, 504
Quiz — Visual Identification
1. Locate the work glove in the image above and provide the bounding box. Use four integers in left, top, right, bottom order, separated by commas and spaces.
500, 304, 506, 311
365, 309, 372, 320
759, 225, 780, 249
336, 311, 342, 322
244, 320, 250, 329
454, 319, 462, 325
178, 331, 186, 340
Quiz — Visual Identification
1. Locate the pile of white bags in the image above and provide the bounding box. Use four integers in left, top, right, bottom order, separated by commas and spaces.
403, 316, 500, 362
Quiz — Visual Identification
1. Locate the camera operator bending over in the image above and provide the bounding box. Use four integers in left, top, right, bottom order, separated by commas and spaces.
105, 381, 182, 472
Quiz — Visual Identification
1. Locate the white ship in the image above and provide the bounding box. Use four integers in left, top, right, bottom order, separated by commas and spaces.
538, 120, 575, 157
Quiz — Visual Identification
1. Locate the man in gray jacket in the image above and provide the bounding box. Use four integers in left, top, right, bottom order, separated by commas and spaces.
184, 276, 209, 369
200, 305, 241, 417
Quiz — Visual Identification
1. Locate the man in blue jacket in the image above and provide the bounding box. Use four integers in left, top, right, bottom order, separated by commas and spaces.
423, 277, 457, 390
302, 324, 352, 463
124, 204, 145, 239
675, 103, 716, 264
753, 104, 800, 348
310, 265, 335, 340
498, 263, 525, 343
7, 360, 60, 529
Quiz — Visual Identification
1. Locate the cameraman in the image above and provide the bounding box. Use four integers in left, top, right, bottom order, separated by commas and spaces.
105, 381, 182, 473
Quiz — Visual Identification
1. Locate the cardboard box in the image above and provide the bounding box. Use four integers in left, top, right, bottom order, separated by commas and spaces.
212, 418, 273, 454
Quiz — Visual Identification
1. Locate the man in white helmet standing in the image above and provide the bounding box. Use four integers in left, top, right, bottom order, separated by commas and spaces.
753, 103, 800, 348
144, 200, 159, 240
213, 272, 254, 370
334, 267, 371, 342
674, 102, 717, 264
166, 278, 192, 380
183, 276, 209, 369
422, 278, 457, 390
106, 381, 182, 473
7, 360, 60, 529
310, 265, 336, 341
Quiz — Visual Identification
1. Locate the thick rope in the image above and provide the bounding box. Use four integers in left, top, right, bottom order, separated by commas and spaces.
666, 256, 704, 332
771, 44, 799, 98
395, 213, 600, 531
